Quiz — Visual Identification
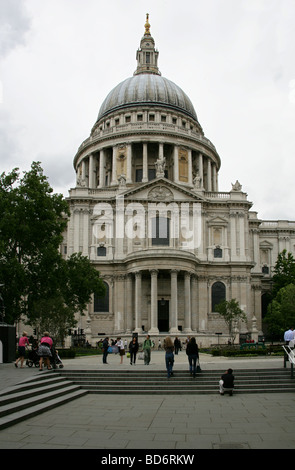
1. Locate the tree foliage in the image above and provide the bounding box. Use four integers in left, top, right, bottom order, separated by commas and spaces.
215, 298, 247, 343
272, 249, 295, 295
263, 250, 295, 339
264, 284, 295, 338
0, 162, 105, 340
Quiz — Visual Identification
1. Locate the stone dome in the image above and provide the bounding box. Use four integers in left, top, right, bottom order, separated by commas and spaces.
96, 74, 199, 123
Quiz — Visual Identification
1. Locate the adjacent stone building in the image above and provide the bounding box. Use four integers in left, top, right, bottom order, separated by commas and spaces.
63, 15, 295, 346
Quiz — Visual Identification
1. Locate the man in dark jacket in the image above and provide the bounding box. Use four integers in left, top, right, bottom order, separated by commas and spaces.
219, 368, 234, 396
102, 337, 109, 364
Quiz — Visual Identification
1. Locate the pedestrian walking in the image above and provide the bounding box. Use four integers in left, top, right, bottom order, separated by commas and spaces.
186, 337, 199, 377
143, 334, 152, 365
174, 336, 181, 355
284, 327, 295, 344
102, 337, 109, 364
129, 336, 139, 365
37, 332, 53, 370
164, 336, 174, 378
15, 331, 30, 368
116, 337, 125, 364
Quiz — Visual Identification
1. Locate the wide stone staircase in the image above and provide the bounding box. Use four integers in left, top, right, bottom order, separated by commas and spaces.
0, 367, 294, 430
0, 373, 87, 430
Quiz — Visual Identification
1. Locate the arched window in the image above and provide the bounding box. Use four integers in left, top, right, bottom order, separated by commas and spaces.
94, 282, 109, 312
212, 281, 226, 312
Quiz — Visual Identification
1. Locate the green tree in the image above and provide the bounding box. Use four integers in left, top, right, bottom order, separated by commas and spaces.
272, 250, 295, 296
0, 162, 69, 323
263, 298, 284, 340
27, 253, 105, 342
0, 162, 105, 341
215, 299, 247, 344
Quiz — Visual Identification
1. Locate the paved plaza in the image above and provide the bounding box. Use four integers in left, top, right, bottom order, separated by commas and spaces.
1, 351, 295, 450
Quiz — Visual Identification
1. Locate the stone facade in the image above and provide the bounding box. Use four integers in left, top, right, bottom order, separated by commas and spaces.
62, 16, 295, 347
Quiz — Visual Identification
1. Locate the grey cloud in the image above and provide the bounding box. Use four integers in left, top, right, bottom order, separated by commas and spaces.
0, 0, 31, 57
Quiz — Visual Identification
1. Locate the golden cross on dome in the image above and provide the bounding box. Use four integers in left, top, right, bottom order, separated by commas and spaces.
144, 13, 151, 35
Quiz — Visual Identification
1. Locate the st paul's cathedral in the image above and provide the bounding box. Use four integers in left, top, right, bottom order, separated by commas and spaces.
62, 15, 295, 347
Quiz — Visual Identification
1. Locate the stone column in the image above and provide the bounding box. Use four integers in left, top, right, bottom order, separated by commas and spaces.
198, 153, 203, 187
89, 154, 95, 189
239, 212, 246, 260
142, 143, 148, 182
99, 149, 106, 188
230, 212, 237, 260
126, 144, 132, 183
82, 159, 86, 182
184, 272, 192, 333
82, 209, 89, 256
114, 275, 125, 334
198, 276, 208, 332
212, 164, 217, 192
188, 149, 193, 185
252, 229, 260, 273
207, 159, 212, 191
159, 142, 164, 160
111, 147, 117, 185
170, 270, 180, 334
73, 208, 80, 253
173, 146, 179, 183
134, 271, 142, 333
126, 274, 133, 333
191, 275, 198, 331
149, 269, 159, 334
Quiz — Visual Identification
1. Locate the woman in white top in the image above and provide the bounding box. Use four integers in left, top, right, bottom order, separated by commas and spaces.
116, 337, 125, 364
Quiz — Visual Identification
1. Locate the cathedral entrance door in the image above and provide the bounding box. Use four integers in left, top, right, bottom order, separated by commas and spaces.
158, 300, 169, 332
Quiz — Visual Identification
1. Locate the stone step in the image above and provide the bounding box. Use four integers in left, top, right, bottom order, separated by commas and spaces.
0, 380, 77, 407
56, 369, 292, 379
0, 383, 82, 417
0, 389, 87, 431
54, 368, 295, 394
0, 375, 70, 397
1, 367, 294, 430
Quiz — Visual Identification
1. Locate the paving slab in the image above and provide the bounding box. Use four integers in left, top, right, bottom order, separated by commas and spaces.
1, 351, 295, 452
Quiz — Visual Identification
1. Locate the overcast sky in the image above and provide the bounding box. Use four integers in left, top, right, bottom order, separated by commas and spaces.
0, 0, 294, 220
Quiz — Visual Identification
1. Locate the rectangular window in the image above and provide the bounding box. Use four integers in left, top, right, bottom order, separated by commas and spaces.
214, 247, 223, 258
152, 216, 170, 246
148, 168, 156, 181
136, 169, 143, 182
97, 246, 107, 256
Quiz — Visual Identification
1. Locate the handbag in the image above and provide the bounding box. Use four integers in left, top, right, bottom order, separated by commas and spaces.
196, 359, 202, 373
107, 346, 113, 353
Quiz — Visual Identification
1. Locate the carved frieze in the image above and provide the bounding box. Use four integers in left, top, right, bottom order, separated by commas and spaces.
148, 185, 174, 202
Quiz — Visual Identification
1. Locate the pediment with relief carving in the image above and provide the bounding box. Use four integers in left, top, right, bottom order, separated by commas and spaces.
148, 186, 174, 202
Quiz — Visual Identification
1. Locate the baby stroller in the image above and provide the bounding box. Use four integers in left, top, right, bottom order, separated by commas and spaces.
50, 347, 64, 369
26, 348, 40, 368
